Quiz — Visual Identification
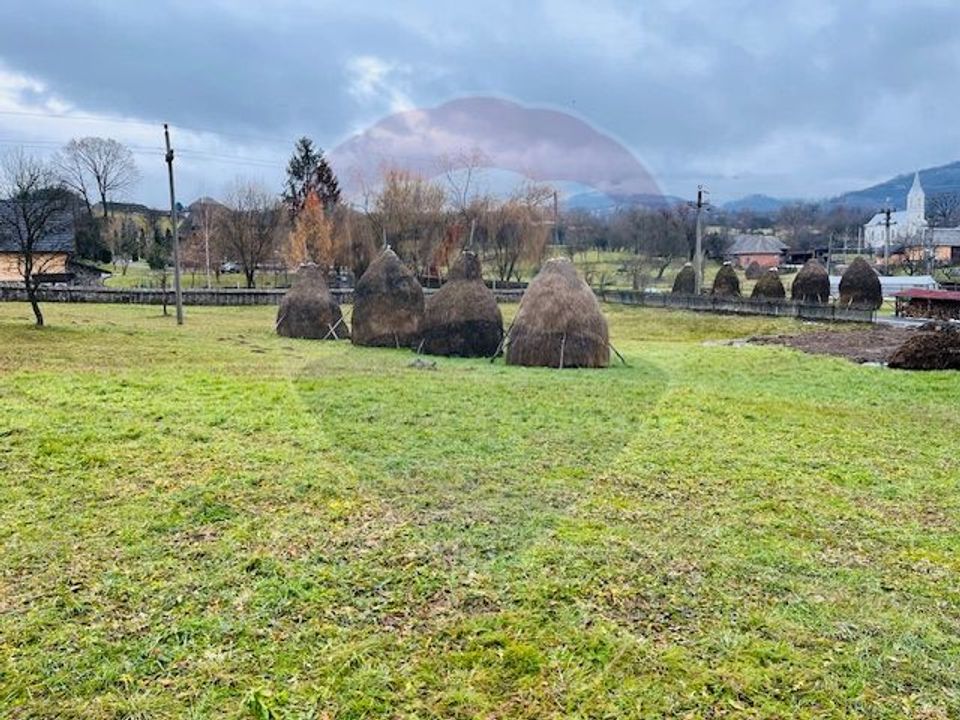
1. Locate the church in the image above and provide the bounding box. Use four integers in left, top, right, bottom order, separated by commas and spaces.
863, 172, 927, 249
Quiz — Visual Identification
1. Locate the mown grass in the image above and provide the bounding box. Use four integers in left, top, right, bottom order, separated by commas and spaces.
1, 302, 958, 719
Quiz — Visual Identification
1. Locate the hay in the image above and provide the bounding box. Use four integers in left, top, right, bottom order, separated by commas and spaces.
276, 263, 350, 340
888, 324, 960, 370
744, 261, 764, 280
506, 258, 609, 368
751, 268, 786, 300
672, 263, 697, 295
711, 262, 741, 297
420, 251, 503, 357
351, 248, 424, 347
791, 259, 830, 304
838, 256, 882, 310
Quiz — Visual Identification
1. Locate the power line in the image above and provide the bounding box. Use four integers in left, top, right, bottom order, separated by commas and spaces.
0, 108, 294, 147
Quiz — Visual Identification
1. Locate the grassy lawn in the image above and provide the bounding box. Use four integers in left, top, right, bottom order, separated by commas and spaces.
1, 302, 959, 718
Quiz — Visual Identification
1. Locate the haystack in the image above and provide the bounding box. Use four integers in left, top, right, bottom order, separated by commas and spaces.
838, 257, 882, 310
420, 252, 503, 357
712, 262, 741, 297
888, 323, 960, 370
744, 261, 764, 280
672, 263, 697, 295
506, 258, 609, 368
791, 259, 830, 304
276, 263, 349, 340
351, 248, 424, 347
751, 268, 786, 300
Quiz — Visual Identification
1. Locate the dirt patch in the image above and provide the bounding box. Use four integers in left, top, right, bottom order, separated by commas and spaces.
750, 326, 914, 364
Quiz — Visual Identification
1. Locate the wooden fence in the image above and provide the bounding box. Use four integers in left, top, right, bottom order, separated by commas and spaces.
597, 289, 875, 323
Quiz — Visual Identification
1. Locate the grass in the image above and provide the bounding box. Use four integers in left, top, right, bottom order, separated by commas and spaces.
1, 302, 959, 719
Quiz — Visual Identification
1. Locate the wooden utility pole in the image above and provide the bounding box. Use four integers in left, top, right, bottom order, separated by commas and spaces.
553, 190, 560, 246
163, 123, 184, 324
694, 185, 708, 294
881, 200, 896, 276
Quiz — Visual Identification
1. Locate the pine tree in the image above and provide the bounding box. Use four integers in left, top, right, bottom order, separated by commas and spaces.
283, 137, 341, 217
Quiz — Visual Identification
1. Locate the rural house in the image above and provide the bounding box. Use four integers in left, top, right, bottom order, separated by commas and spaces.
726, 234, 788, 269
0, 200, 76, 283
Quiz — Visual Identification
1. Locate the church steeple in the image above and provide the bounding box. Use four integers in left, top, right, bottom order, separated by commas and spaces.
907, 171, 926, 224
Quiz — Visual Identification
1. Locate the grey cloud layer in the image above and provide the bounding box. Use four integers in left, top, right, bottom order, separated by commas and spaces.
2, 0, 960, 202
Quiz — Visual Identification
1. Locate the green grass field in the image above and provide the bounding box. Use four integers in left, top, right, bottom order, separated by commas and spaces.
1, 303, 959, 718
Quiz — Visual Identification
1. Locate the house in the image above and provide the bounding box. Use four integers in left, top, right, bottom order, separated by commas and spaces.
726, 234, 788, 269
0, 201, 76, 283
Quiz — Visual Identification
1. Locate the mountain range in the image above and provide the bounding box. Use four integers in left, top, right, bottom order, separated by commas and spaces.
720, 160, 960, 213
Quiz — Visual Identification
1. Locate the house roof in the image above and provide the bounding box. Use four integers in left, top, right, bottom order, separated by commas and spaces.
727, 234, 787, 255
894, 288, 960, 302
0, 200, 75, 254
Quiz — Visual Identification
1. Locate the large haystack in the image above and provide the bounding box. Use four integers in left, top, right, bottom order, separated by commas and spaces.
888, 323, 960, 370
712, 262, 741, 297
420, 252, 503, 357
839, 257, 882, 310
751, 268, 786, 300
351, 248, 424, 347
672, 262, 697, 295
276, 263, 349, 340
506, 258, 609, 368
791, 259, 830, 304
744, 261, 764, 280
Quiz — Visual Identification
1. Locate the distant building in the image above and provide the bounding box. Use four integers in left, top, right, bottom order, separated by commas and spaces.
725, 234, 787, 269
864, 172, 928, 250
0, 200, 75, 283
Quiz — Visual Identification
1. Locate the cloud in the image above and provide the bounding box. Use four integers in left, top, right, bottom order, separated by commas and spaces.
0, 0, 959, 204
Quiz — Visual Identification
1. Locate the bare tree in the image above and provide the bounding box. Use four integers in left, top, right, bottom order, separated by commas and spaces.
927, 192, 960, 228
374, 169, 446, 274
484, 183, 553, 282
56, 137, 139, 220
0, 150, 72, 326
219, 180, 284, 288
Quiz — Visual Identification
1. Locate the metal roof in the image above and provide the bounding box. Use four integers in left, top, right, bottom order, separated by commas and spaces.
727, 234, 788, 255
894, 288, 960, 302
0, 201, 75, 254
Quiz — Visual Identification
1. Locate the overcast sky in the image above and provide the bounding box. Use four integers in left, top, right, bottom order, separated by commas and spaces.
1, 0, 959, 207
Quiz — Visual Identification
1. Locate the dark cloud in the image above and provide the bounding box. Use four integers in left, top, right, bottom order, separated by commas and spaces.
2, 0, 960, 204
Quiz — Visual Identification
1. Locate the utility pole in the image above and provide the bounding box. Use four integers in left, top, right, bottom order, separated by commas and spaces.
163, 123, 184, 325
694, 185, 708, 294
553, 190, 560, 246
881, 199, 896, 276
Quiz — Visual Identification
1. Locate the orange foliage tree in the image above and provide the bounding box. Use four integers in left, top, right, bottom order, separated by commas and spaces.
286, 190, 333, 268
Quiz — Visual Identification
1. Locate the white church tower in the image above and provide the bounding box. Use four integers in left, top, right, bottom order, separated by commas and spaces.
906, 172, 926, 227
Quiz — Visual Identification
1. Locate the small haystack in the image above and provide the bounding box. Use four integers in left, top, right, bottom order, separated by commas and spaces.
276, 263, 349, 340
791, 259, 830, 304
839, 257, 882, 310
672, 262, 697, 295
744, 261, 764, 280
712, 262, 741, 297
751, 267, 786, 300
888, 323, 960, 370
420, 251, 503, 357
506, 258, 609, 368
351, 248, 424, 347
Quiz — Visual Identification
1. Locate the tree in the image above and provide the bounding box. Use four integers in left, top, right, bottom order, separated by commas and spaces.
373, 169, 446, 274
286, 190, 333, 268
0, 150, 72, 326
145, 226, 173, 315
56, 138, 139, 220
220, 181, 284, 288
283, 137, 340, 216
927, 192, 960, 228
483, 183, 553, 282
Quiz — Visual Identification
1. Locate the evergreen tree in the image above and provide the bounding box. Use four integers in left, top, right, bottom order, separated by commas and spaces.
283, 137, 340, 216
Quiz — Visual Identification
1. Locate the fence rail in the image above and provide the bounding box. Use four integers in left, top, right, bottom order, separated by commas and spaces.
597, 289, 875, 323
0, 285, 526, 306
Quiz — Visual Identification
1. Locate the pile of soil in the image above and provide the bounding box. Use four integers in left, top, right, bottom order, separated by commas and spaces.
750, 326, 913, 364
888, 323, 960, 370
